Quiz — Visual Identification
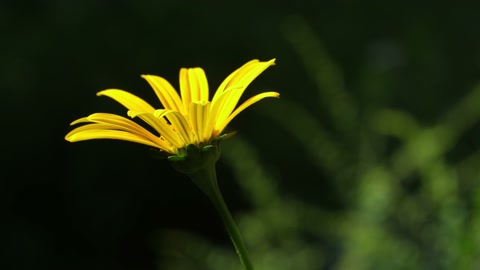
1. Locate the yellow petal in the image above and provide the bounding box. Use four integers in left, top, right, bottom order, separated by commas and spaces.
129, 110, 185, 149
66, 123, 115, 139
211, 59, 260, 105
234, 58, 275, 88
66, 128, 163, 149
179, 67, 209, 110
192, 68, 209, 102
156, 110, 196, 145
70, 117, 90, 126
127, 107, 170, 125
84, 113, 166, 146
202, 104, 214, 142
212, 59, 276, 125
215, 91, 280, 134
187, 68, 200, 102
97, 89, 155, 113
210, 85, 241, 125
189, 101, 211, 143
179, 68, 191, 113
141, 75, 184, 114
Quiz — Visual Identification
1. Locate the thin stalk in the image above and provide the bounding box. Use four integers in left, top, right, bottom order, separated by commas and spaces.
189, 164, 254, 270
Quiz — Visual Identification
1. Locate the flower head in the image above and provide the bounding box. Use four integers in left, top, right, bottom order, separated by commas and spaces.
65, 59, 278, 156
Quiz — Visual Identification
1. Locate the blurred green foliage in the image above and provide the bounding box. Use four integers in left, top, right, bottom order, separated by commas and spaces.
2, 1, 480, 270
153, 15, 480, 270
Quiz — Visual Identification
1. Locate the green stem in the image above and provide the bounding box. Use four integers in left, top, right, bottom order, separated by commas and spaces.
189, 164, 254, 270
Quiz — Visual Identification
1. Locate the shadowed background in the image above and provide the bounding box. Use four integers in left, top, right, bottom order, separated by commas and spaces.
2, 1, 480, 269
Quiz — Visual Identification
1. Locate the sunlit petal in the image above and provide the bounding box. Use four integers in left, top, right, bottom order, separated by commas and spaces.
234, 58, 275, 88
66, 128, 162, 148
157, 110, 197, 145
189, 101, 211, 142
213, 59, 276, 126
66, 123, 115, 139
141, 75, 184, 114
211, 59, 260, 104
97, 89, 155, 113
215, 92, 280, 134
179, 68, 191, 113
193, 68, 209, 101
210, 85, 242, 125
83, 113, 166, 146
129, 110, 185, 149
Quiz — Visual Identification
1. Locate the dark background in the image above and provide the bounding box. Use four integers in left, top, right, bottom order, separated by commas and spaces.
2, 1, 480, 269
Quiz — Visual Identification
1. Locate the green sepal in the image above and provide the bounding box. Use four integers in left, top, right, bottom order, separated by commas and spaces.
168, 143, 221, 175
167, 155, 186, 162
149, 148, 169, 160
201, 145, 215, 152
212, 131, 236, 143
149, 133, 233, 161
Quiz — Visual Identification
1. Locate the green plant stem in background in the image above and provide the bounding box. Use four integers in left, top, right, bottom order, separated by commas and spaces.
189, 163, 254, 270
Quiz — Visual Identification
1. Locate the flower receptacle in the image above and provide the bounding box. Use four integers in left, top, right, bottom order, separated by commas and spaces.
168, 143, 221, 175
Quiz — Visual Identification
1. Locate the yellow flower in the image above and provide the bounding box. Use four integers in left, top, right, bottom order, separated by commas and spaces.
65, 59, 278, 155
